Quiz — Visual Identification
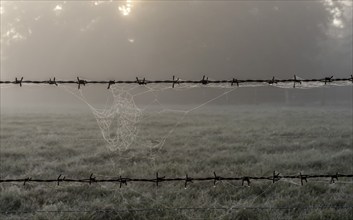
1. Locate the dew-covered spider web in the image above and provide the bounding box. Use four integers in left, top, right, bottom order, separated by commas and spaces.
60, 81, 237, 151
89, 85, 142, 151
51, 76, 353, 152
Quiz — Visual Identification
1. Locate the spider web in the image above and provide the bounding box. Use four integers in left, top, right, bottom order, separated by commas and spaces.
91, 85, 141, 151
1, 76, 351, 152
52, 76, 352, 152
60, 81, 238, 152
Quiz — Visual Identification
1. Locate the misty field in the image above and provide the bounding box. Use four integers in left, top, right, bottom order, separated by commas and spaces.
0, 105, 352, 220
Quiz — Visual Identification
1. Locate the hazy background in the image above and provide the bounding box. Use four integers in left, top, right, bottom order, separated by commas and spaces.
1, 2, 353, 218
0, 0, 352, 110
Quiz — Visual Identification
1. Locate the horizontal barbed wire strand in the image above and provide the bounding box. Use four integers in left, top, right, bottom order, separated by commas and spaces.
0, 75, 352, 89
1, 172, 352, 187
2, 205, 353, 215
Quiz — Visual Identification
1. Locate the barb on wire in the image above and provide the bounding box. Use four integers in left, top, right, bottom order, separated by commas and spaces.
231, 78, 239, 87
155, 172, 166, 187
136, 77, 146, 85
1, 75, 352, 89
89, 173, 96, 185
184, 174, 192, 188
77, 77, 86, 89
323, 76, 333, 85
1, 172, 352, 187
330, 172, 339, 184
300, 172, 308, 186
293, 75, 301, 88
213, 172, 221, 186
273, 171, 280, 183
200, 75, 209, 85
242, 177, 251, 186
107, 80, 115, 89
48, 77, 58, 86
23, 177, 31, 186
14, 77, 23, 87
57, 174, 64, 186
119, 176, 127, 188
172, 75, 179, 88
268, 76, 278, 85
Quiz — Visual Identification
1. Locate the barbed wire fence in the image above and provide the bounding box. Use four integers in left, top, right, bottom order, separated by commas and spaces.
0, 75, 352, 89
1, 75, 353, 216
1, 172, 352, 187
1, 172, 353, 215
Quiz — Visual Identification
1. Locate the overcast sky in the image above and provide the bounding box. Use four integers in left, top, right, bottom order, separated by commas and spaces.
0, 1, 352, 109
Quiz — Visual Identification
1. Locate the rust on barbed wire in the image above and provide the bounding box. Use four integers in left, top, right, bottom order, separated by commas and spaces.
1, 75, 352, 89
1, 172, 352, 187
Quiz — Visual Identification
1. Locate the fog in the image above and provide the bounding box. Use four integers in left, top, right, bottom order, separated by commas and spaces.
0, 1, 352, 110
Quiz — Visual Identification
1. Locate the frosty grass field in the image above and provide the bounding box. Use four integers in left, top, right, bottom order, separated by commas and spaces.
0, 105, 352, 219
